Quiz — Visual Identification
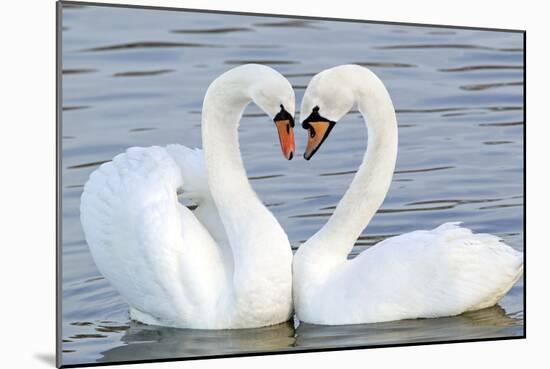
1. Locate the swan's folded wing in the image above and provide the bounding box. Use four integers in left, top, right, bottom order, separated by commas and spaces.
80, 146, 227, 323
349, 222, 523, 319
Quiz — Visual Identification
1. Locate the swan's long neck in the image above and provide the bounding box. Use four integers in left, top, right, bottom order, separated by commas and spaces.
201, 70, 290, 304
202, 80, 255, 215
309, 71, 398, 260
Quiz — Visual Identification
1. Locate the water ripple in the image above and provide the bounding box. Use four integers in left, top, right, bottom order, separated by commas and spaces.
63, 68, 97, 75
320, 170, 357, 177
407, 197, 503, 206
285, 72, 316, 77
395, 166, 454, 174
355, 62, 417, 68
113, 69, 174, 77
63, 106, 90, 111
225, 59, 298, 65
129, 127, 156, 132
375, 44, 522, 52
483, 140, 514, 145
439, 65, 523, 72
460, 81, 523, 91
321, 205, 456, 213
171, 27, 252, 34
253, 20, 321, 29
319, 166, 454, 177
479, 121, 523, 127
397, 106, 522, 114
67, 160, 110, 170
249, 174, 285, 181
427, 30, 456, 35
480, 203, 522, 210
81, 41, 221, 52
70, 334, 108, 340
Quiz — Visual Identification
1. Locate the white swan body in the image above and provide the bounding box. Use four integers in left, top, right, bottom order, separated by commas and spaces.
293, 65, 523, 325
80, 64, 295, 329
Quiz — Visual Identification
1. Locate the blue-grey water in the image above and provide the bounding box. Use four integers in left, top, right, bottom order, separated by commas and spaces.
60, 3, 524, 366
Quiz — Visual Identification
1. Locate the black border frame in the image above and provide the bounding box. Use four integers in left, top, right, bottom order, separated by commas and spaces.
56, 1, 526, 367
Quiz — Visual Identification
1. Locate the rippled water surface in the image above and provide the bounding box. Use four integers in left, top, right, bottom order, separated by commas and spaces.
60, 3, 524, 366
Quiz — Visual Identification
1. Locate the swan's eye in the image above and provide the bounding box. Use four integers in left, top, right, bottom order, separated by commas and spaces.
309, 127, 316, 138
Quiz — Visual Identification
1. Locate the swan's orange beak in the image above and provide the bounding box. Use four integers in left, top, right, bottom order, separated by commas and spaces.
302, 107, 336, 160
273, 105, 295, 160
303, 121, 334, 160
275, 119, 295, 160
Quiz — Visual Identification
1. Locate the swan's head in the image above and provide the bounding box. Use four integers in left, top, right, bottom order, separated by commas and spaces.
247, 65, 296, 160
300, 65, 359, 160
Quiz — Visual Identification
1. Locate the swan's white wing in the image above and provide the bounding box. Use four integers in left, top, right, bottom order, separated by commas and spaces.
352, 223, 522, 318
313, 223, 522, 324
80, 146, 228, 326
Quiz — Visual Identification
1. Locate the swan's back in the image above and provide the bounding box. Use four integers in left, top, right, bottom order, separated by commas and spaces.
297, 223, 523, 325
355, 223, 521, 311
80, 145, 228, 327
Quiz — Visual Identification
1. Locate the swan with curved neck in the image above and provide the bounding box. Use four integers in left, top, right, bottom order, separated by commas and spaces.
293, 65, 523, 325
80, 64, 295, 329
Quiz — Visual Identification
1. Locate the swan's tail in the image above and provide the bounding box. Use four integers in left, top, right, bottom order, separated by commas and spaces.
433, 222, 523, 311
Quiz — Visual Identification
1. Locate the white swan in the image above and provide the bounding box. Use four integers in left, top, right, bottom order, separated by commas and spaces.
80, 64, 296, 329
293, 64, 523, 325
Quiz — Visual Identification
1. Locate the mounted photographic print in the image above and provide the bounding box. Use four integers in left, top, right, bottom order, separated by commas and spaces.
57, 1, 525, 367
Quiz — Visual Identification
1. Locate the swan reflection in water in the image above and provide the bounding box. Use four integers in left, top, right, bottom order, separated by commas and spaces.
99, 305, 521, 363
295, 305, 521, 349
99, 320, 296, 363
